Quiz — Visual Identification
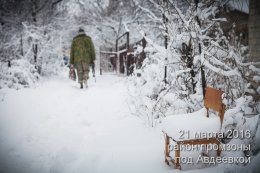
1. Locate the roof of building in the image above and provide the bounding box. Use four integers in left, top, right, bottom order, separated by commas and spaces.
228, 0, 249, 14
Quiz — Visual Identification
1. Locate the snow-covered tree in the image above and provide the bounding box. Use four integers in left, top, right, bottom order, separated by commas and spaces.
128, 1, 260, 170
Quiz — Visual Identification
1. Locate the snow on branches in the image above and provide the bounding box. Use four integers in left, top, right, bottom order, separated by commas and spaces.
128, 1, 260, 170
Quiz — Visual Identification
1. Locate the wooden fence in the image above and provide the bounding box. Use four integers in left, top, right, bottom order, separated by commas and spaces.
100, 32, 146, 76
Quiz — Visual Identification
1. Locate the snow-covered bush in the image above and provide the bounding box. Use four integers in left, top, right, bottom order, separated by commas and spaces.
128, 48, 204, 127
222, 96, 259, 154
0, 59, 40, 89
128, 41, 166, 126
221, 95, 260, 172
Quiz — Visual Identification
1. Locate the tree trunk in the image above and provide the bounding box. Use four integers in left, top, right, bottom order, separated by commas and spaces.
31, 0, 39, 72
163, 0, 168, 85
20, 34, 24, 57
194, 0, 206, 97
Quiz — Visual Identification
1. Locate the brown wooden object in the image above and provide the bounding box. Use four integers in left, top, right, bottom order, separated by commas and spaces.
163, 86, 226, 170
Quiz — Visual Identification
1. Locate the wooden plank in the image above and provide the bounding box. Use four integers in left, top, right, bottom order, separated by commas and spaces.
165, 134, 170, 165
178, 138, 220, 145
175, 142, 181, 169
220, 104, 226, 124
168, 158, 176, 166
204, 87, 223, 112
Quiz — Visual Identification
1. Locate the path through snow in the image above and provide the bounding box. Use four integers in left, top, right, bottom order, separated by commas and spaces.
0, 72, 224, 173
0, 73, 167, 173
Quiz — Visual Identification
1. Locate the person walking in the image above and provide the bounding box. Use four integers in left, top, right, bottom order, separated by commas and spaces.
70, 28, 96, 89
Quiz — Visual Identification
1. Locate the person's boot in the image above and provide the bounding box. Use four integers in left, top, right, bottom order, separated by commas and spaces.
80, 83, 83, 89
84, 81, 88, 88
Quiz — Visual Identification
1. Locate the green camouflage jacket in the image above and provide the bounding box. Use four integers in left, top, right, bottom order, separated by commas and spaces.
70, 33, 96, 65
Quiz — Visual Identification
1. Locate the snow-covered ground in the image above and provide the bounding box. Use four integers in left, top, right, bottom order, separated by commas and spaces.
0, 72, 163, 173
0, 72, 225, 173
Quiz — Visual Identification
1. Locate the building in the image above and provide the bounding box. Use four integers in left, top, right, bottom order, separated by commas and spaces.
249, 0, 260, 66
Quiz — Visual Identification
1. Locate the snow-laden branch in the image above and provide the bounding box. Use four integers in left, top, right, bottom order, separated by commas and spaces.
201, 21, 217, 34
175, 68, 191, 77
37, 38, 54, 58
203, 49, 233, 71
22, 43, 33, 60
148, 0, 164, 12
135, 3, 163, 25
138, 29, 166, 58
249, 65, 260, 73
230, 50, 260, 67
203, 59, 241, 77
208, 40, 260, 67
122, 22, 129, 32
168, 0, 190, 32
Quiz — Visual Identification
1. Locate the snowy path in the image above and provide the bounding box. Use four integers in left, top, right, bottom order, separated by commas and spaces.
0, 73, 168, 173
0, 73, 225, 173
